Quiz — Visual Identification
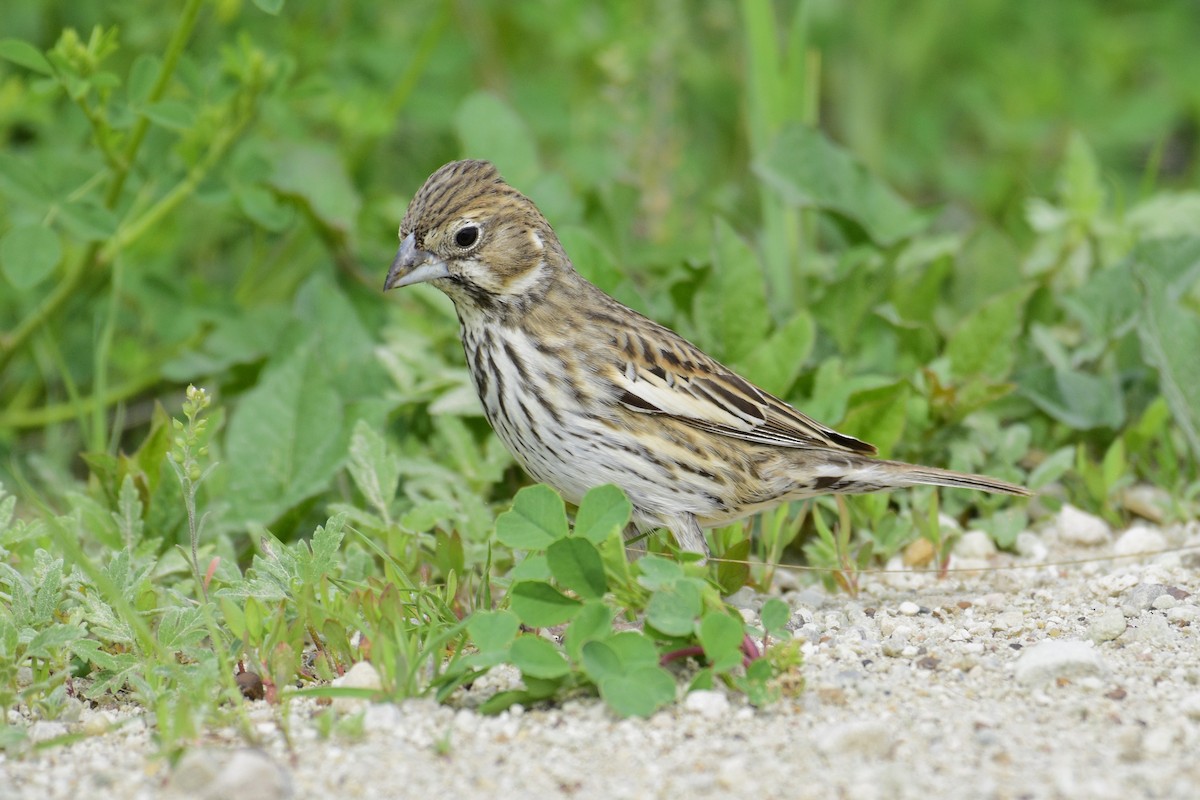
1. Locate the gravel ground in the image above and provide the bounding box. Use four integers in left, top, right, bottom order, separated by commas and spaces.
4, 506, 1199, 800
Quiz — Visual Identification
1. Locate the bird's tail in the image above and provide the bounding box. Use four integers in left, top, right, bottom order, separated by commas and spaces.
803, 456, 1031, 498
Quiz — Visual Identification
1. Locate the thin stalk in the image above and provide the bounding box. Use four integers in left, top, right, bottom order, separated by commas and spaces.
0, 373, 161, 429
90, 257, 124, 453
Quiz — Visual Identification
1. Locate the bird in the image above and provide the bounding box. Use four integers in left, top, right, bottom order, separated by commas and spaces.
383, 160, 1029, 556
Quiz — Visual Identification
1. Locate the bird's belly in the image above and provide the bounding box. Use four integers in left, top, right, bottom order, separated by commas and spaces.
461, 323, 737, 524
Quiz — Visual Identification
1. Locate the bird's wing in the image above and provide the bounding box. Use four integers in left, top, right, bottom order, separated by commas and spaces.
609, 323, 877, 455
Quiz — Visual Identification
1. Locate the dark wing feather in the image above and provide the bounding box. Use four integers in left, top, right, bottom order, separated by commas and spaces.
610, 323, 876, 455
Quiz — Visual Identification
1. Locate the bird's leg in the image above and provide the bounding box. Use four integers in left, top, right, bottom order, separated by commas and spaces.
671, 513, 710, 561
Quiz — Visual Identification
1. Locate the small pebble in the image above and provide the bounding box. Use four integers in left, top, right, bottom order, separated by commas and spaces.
331, 661, 382, 714
1054, 505, 1111, 546
898, 601, 921, 616
993, 610, 1024, 632
166, 748, 291, 800
1015, 531, 1048, 560
955, 530, 997, 560
237, 670, 266, 701
1113, 525, 1168, 557
903, 537, 935, 567
1122, 584, 1169, 616
684, 690, 730, 719
1014, 640, 1107, 686
1151, 594, 1177, 611
1087, 608, 1127, 643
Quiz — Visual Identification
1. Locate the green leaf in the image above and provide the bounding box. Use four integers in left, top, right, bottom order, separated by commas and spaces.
235, 184, 295, 231
698, 612, 745, 672
0, 39, 52, 75
581, 631, 665, 689
225, 344, 346, 526
299, 514, 345, 585
563, 601, 613, 662
645, 578, 703, 636
546, 537, 607, 599
509, 580, 581, 627
463, 609, 520, 666
694, 219, 769, 362
495, 485, 568, 549
155, 606, 208, 651
634, 554, 683, 590
454, 91, 539, 189
1060, 261, 1139, 340
1058, 132, 1103, 220
58, 201, 119, 241
0, 153, 54, 207
509, 635, 570, 679
1027, 446, 1074, 491
112, 475, 144, 547
754, 124, 928, 245
219, 597, 247, 641
947, 285, 1031, 380
1018, 366, 1124, 430
25, 623, 87, 659
126, 54, 159, 105
0, 224, 61, 290
598, 666, 677, 718
468, 610, 521, 655
604, 631, 662, 669
270, 144, 361, 235
1137, 261, 1200, 461
737, 311, 815, 395
760, 598, 790, 638
573, 484, 632, 544
143, 100, 195, 131
715, 537, 751, 595
509, 553, 552, 581
580, 640, 623, 682
838, 381, 911, 457
346, 421, 400, 517
253, 0, 285, 14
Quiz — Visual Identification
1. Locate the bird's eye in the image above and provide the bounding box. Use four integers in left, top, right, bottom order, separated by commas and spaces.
454, 225, 479, 249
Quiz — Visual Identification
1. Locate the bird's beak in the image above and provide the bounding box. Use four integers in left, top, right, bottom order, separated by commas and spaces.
383, 232, 449, 291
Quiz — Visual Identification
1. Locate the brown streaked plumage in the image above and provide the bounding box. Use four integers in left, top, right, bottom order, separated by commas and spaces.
384, 160, 1030, 555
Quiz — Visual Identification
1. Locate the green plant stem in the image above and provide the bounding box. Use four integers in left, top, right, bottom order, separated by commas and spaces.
98, 118, 245, 266
105, 0, 204, 207
0, 0, 204, 372
0, 373, 162, 429
90, 258, 124, 452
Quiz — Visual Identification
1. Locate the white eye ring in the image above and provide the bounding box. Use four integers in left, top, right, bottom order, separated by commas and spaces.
454, 224, 480, 249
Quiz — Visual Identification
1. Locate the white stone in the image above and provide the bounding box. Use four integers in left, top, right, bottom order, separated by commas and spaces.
166, 748, 290, 800
331, 660, 382, 714
993, 610, 1024, 632
1167, 605, 1198, 624
1015, 531, 1048, 561
1113, 525, 1167, 557
955, 530, 997, 560
1151, 593, 1178, 610
1054, 505, 1111, 546
683, 690, 730, 719
898, 601, 921, 616
1087, 607, 1126, 643
1014, 640, 1107, 685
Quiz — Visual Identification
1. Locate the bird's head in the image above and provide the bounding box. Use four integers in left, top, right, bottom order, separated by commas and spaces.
383, 160, 566, 314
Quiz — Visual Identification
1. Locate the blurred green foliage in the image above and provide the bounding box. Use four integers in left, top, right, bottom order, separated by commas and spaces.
1, 0, 1199, 741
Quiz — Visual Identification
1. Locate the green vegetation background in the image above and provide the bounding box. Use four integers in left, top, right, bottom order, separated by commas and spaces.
1, 0, 1199, 742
